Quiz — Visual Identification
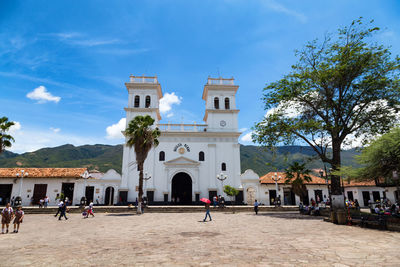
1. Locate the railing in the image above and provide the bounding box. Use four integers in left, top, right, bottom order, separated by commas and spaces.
129, 75, 158, 84
157, 123, 208, 132
207, 77, 234, 85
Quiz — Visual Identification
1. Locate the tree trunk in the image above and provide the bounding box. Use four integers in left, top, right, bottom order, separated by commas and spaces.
330, 141, 342, 195
137, 162, 144, 214
330, 140, 345, 210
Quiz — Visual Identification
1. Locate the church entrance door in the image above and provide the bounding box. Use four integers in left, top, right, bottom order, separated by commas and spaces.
171, 172, 192, 205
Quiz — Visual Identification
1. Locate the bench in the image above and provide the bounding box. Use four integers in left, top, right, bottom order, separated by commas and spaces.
357, 214, 387, 230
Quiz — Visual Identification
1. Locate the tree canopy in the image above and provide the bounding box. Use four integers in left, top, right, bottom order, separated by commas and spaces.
353, 127, 400, 184
253, 18, 400, 196
0, 116, 15, 154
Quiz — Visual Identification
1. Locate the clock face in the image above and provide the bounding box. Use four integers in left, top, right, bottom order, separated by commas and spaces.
220, 120, 226, 127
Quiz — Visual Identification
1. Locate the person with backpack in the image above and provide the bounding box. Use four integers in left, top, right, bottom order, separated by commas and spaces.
13, 206, 24, 233
1, 203, 14, 234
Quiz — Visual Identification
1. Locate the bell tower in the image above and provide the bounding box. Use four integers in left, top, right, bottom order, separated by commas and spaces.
202, 77, 239, 132
121, 75, 163, 200
124, 75, 162, 125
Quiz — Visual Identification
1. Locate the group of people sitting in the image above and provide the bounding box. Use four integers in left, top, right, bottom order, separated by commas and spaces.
345, 199, 360, 209
298, 198, 330, 216
371, 200, 400, 216
212, 195, 225, 208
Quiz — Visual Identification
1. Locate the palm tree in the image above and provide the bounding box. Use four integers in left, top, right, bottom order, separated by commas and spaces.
284, 162, 312, 204
125, 115, 160, 213
0, 116, 15, 154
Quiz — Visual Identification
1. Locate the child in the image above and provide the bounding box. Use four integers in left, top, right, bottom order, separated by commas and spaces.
1, 203, 14, 234
86, 202, 95, 218
13, 206, 24, 233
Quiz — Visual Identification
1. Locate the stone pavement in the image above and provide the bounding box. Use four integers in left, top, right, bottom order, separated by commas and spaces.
1, 211, 399, 266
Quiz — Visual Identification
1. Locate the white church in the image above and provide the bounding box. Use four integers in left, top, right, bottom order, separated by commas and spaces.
120, 75, 246, 204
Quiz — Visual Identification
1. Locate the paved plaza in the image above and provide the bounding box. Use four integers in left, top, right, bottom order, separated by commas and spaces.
2, 211, 400, 266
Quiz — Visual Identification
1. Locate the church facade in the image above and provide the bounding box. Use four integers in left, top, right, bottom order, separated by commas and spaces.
120, 76, 243, 204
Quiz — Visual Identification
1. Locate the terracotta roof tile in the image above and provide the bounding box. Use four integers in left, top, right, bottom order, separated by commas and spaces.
260, 172, 327, 185
0, 168, 87, 178
343, 180, 376, 187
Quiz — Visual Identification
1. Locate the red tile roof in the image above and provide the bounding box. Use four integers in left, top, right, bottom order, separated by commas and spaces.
260, 172, 327, 185
343, 180, 376, 187
0, 168, 87, 178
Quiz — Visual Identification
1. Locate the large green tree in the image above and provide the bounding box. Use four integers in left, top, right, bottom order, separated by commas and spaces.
125, 115, 160, 213
284, 162, 312, 204
0, 117, 15, 154
354, 128, 400, 196
253, 19, 400, 206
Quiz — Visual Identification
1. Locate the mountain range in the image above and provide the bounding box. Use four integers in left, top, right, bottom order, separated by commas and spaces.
0, 144, 360, 176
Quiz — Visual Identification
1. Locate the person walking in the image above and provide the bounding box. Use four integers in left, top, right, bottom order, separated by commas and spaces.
203, 202, 212, 222
254, 199, 259, 215
1, 203, 14, 234
10, 196, 15, 207
58, 201, 68, 220
13, 206, 24, 233
54, 201, 63, 217
86, 202, 95, 218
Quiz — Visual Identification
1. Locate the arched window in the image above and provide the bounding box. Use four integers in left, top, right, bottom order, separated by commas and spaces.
214, 97, 219, 109
159, 151, 165, 161
145, 95, 151, 108
225, 97, 230, 109
221, 162, 226, 171
199, 151, 205, 161
134, 95, 140, 108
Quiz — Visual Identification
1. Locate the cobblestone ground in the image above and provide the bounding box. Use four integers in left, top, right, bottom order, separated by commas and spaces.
1, 211, 400, 266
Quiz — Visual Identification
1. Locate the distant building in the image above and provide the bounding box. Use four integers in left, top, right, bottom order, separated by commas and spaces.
0, 168, 120, 206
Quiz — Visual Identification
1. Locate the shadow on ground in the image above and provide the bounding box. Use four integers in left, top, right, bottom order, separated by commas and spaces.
254, 212, 323, 221
106, 213, 137, 217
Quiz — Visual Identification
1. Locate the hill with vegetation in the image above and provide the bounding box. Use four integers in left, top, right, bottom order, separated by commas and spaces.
0, 144, 359, 176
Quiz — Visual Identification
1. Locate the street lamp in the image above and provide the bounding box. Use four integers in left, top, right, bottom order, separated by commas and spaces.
143, 172, 152, 196
216, 172, 227, 195
273, 172, 281, 206
16, 169, 28, 197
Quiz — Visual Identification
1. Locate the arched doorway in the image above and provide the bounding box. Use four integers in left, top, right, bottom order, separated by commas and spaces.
104, 187, 114, 205
246, 187, 256, 204
171, 172, 192, 204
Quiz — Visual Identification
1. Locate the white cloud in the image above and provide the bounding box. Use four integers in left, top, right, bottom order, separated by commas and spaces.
266, 100, 305, 119
240, 132, 253, 142
26, 86, 61, 103
96, 48, 149, 55
49, 32, 120, 47
7, 125, 103, 154
159, 92, 182, 118
50, 127, 60, 133
240, 128, 248, 132
262, 0, 307, 23
9, 121, 21, 134
70, 39, 120, 47
106, 118, 126, 140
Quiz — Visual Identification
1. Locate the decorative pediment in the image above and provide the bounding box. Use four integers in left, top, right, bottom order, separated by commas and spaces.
164, 156, 200, 167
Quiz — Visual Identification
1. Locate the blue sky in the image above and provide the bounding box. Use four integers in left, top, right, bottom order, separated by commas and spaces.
1, 0, 400, 153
